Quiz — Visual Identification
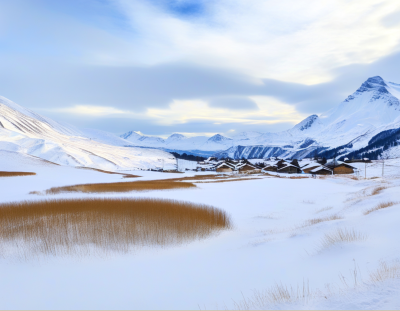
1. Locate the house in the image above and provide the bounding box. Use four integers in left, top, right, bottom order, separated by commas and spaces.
302, 163, 321, 174
215, 162, 235, 173
263, 165, 277, 172
237, 163, 261, 173
277, 163, 302, 174
325, 159, 355, 174
309, 165, 333, 175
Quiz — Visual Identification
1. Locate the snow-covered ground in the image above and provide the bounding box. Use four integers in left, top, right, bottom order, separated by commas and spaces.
1, 155, 400, 309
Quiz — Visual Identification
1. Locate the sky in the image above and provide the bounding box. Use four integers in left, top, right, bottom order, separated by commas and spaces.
1, 0, 400, 138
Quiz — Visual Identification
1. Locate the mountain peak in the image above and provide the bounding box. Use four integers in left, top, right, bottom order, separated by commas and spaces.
168, 133, 185, 139
120, 130, 143, 140
356, 76, 388, 93
207, 134, 232, 143
293, 114, 319, 131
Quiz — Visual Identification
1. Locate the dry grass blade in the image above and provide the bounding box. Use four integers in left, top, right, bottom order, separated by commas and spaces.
303, 214, 342, 227
233, 280, 314, 310
35, 180, 196, 195
315, 206, 333, 214
371, 186, 387, 196
319, 228, 367, 251
0, 171, 36, 177
370, 261, 400, 283
0, 198, 232, 259
364, 201, 398, 215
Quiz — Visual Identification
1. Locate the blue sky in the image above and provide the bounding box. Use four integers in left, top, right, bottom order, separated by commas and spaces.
1, 0, 400, 137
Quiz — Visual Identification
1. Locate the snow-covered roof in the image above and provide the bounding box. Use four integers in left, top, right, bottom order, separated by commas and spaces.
277, 164, 299, 171
236, 163, 257, 169
216, 162, 235, 169
310, 165, 332, 173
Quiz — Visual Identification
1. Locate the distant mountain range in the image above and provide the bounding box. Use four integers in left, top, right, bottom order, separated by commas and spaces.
1, 76, 400, 169
119, 76, 400, 160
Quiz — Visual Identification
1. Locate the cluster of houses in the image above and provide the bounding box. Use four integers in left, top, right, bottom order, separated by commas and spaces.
195, 157, 358, 175
197, 158, 262, 173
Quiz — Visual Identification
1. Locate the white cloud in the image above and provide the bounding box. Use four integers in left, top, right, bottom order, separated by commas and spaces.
114, 0, 400, 84
52, 105, 130, 116
146, 97, 306, 126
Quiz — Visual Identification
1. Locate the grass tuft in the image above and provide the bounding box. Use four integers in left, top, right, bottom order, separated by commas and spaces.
370, 261, 400, 283
371, 186, 387, 196
319, 228, 367, 251
0, 198, 232, 259
303, 214, 342, 227
364, 201, 398, 215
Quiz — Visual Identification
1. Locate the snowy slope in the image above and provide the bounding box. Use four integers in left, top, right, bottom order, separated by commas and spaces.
0, 96, 176, 170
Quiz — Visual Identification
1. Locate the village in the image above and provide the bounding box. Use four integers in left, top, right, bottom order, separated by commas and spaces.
189, 156, 371, 176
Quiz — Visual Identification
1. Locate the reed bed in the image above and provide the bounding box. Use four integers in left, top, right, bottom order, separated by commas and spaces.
36, 180, 196, 195
0, 198, 232, 259
364, 201, 398, 215
0, 171, 36, 177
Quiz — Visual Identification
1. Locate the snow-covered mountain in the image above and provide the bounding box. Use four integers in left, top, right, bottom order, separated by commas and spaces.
0, 96, 176, 170
120, 76, 400, 160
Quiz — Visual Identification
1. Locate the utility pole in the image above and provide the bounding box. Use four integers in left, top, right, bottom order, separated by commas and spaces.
365, 162, 366, 179
382, 157, 384, 178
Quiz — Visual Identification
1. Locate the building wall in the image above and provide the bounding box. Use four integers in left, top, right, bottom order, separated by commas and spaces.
315, 170, 331, 175
216, 167, 233, 172
333, 166, 354, 174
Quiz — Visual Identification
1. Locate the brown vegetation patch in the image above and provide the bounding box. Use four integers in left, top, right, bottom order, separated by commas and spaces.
370, 261, 400, 283
0, 198, 232, 259
76, 167, 140, 178
0, 171, 36, 177
36, 180, 196, 195
196, 178, 262, 184
364, 201, 398, 215
371, 186, 387, 196
319, 228, 367, 251
303, 214, 342, 227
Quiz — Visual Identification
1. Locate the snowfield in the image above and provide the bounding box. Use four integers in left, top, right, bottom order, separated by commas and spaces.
1, 154, 400, 309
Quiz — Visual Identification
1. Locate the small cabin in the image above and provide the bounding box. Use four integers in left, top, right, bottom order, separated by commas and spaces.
332, 164, 355, 175
263, 165, 277, 172
237, 163, 260, 173
303, 165, 321, 174
310, 166, 332, 175
277, 164, 301, 174
216, 163, 235, 173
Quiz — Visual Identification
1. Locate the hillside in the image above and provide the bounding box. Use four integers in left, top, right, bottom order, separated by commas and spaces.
0, 96, 176, 170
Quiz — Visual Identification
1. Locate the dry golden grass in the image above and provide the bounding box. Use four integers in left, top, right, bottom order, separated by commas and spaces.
370, 261, 400, 283
303, 214, 342, 227
196, 178, 262, 184
371, 186, 387, 196
364, 201, 398, 215
315, 206, 333, 214
0, 171, 36, 177
233, 280, 314, 309
76, 167, 140, 178
0, 198, 232, 259
34, 180, 196, 195
319, 228, 367, 250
